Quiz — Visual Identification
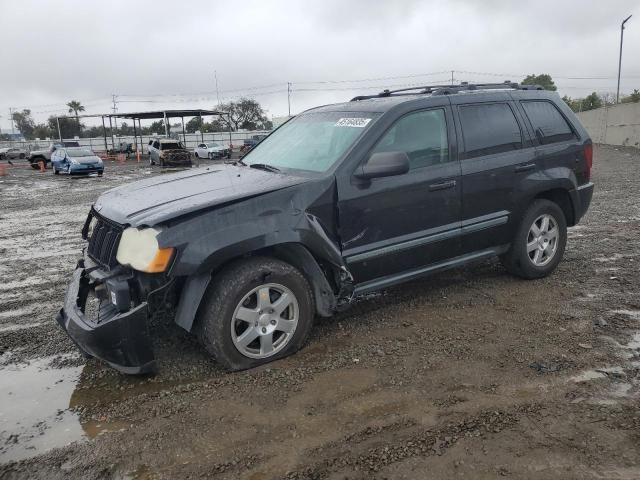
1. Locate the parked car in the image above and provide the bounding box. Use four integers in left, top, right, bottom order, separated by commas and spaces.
51, 147, 104, 176
148, 138, 192, 167
28, 143, 62, 169
26, 141, 79, 169
109, 142, 136, 154
194, 142, 231, 159
57, 82, 594, 374
240, 134, 267, 153
0, 147, 27, 160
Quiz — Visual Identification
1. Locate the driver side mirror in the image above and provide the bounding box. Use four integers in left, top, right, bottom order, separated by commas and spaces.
354, 151, 410, 180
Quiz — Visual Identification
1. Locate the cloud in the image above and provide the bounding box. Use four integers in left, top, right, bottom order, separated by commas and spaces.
0, 0, 638, 130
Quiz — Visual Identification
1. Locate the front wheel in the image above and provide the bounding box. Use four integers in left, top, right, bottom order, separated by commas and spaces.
501, 199, 567, 279
196, 257, 315, 371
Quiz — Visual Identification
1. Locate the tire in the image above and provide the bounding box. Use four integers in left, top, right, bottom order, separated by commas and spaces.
195, 152, 199, 158
53, 166, 59, 175
19, 153, 25, 159
30, 160, 42, 170
0, 154, 4, 160
501, 199, 567, 279
196, 257, 315, 371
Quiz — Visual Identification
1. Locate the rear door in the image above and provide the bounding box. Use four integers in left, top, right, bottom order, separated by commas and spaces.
517, 99, 581, 182
451, 95, 536, 254
338, 105, 462, 287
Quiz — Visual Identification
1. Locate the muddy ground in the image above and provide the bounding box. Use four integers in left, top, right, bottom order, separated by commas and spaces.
0, 145, 639, 479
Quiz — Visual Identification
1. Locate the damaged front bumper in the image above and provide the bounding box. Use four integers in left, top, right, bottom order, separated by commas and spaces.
56, 261, 157, 374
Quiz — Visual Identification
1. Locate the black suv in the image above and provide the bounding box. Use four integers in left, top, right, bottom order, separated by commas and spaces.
57, 82, 594, 374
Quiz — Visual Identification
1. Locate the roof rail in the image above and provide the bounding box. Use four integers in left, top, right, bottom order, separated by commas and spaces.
350, 81, 544, 101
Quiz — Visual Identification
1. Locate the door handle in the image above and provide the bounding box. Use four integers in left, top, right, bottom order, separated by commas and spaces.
428, 180, 457, 191
515, 163, 536, 172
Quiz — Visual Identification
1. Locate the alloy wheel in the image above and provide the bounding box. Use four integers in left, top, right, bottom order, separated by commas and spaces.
526, 213, 559, 267
231, 283, 299, 359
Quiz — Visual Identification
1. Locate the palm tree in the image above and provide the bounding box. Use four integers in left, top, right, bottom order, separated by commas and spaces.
66, 100, 85, 130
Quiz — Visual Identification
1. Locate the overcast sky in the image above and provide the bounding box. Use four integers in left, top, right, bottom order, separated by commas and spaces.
1, 0, 638, 131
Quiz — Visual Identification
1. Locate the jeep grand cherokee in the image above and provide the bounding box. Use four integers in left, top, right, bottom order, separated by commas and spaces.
57, 82, 594, 374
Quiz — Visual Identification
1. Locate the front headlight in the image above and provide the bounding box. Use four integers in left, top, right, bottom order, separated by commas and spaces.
116, 227, 174, 273
69, 158, 79, 165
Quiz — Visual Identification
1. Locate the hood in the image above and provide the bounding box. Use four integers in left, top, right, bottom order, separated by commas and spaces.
71, 155, 103, 164
95, 164, 307, 227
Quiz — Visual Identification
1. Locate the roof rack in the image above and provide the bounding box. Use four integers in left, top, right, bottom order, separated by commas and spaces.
350, 81, 544, 101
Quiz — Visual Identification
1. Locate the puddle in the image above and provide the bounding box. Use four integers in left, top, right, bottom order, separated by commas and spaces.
82, 420, 129, 439
0, 356, 84, 462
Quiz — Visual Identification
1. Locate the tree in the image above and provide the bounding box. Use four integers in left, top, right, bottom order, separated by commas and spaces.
48, 115, 82, 139
67, 100, 85, 118
67, 100, 85, 133
562, 95, 580, 112
185, 117, 204, 133
32, 123, 53, 139
582, 92, 603, 111
219, 98, 268, 131
521, 74, 557, 91
621, 89, 640, 103
11, 109, 36, 138
146, 120, 165, 135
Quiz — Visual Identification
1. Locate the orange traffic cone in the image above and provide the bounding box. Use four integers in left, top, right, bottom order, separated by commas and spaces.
0, 164, 7, 176
39, 160, 45, 173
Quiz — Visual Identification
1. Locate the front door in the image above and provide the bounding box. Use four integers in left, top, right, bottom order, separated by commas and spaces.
338, 107, 462, 289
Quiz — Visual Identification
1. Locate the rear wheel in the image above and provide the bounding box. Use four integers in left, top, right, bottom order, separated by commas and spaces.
19, 153, 25, 159
195, 152, 199, 158
196, 257, 315, 371
501, 199, 567, 279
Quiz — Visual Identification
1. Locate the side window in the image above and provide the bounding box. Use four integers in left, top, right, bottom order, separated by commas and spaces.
148, 140, 153, 146
152, 141, 159, 149
458, 103, 522, 159
521, 101, 576, 145
371, 109, 449, 170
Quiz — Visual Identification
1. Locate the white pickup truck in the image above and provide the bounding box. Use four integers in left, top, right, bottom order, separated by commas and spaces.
28, 141, 80, 169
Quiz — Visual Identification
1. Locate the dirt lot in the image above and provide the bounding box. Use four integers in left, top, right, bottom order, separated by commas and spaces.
1, 145, 639, 479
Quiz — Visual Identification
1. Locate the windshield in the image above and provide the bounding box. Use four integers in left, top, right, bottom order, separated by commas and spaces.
161, 142, 182, 150
243, 111, 379, 173
66, 148, 94, 157
207, 143, 219, 148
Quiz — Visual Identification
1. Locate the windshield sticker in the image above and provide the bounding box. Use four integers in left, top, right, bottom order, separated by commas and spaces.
335, 118, 372, 128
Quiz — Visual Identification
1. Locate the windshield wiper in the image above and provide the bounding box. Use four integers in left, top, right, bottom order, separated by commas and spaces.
248, 163, 281, 173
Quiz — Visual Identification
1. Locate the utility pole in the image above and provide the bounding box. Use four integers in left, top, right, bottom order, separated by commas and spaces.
617, 15, 632, 103
450, 70, 454, 85
112, 94, 118, 140
8, 108, 15, 135
287, 82, 292, 117
214, 70, 221, 107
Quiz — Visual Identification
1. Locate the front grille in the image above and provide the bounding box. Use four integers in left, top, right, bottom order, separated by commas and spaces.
86, 212, 124, 270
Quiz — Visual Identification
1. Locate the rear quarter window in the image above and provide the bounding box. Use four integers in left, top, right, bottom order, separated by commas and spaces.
521, 100, 576, 145
458, 103, 523, 159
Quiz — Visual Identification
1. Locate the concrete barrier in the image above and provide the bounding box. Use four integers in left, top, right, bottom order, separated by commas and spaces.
577, 102, 640, 148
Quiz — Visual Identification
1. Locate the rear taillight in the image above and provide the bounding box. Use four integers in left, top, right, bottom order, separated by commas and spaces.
584, 143, 593, 181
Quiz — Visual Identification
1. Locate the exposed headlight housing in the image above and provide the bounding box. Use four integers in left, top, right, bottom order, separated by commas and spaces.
116, 227, 174, 273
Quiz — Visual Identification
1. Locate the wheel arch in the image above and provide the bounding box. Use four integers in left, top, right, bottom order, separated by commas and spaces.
174, 242, 339, 332
533, 188, 576, 226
